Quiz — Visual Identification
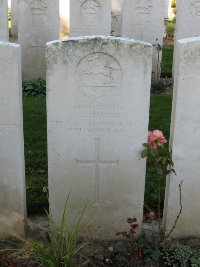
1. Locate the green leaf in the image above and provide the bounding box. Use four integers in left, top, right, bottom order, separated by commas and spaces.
141, 149, 148, 158
143, 143, 148, 148
150, 149, 158, 157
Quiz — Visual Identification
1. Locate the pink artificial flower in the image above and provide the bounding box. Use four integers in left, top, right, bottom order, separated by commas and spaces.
148, 130, 167, 149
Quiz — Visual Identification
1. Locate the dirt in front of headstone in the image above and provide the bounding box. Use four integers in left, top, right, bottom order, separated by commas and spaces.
151, 78, 173, 94
1, 217, 200, 267
1, 235, 200, 266
73, 238, 160, 267
0, 240, 41, 267
0, 238, 159, 267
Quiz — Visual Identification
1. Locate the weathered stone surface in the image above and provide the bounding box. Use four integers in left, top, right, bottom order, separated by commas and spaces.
163, 37, 200, 238
0, 42, 26, 238
121, 0, 165, 81
111, 0, 122, 36
47, 36, 152, 239
0, 0, 9, 41
18, 0, 59, 80
68, 0, 111, 37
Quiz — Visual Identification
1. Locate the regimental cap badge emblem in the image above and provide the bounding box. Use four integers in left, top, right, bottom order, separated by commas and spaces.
76, 52, 123, 99
30, 0, 48, 15
135, 0, 153, 14
81, 0, 100, 16
190, 0, 200, 17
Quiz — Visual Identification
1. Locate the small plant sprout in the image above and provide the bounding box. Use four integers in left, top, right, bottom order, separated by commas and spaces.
116, 217, 139, 241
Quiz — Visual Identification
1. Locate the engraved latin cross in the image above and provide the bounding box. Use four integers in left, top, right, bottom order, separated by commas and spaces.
76, 138, 118, 205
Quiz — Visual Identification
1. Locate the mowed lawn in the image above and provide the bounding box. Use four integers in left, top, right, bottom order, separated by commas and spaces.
23, 97, 48, 214
161, 44, 174, 77
23, 94, 172, 214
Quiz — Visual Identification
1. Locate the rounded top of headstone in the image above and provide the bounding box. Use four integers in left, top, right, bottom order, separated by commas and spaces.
177, 36, 200, 45
46, 35, 152, 48
0, 41, 20, 48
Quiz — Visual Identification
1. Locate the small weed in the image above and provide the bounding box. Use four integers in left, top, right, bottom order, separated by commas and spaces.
22, 78, 46, 96
116, 218, 160, 264
136, 233, 160, 261
28, 192, 87, 267
165, 20, 175, 40
162, 243, 200, 267
116, 217, 139, 242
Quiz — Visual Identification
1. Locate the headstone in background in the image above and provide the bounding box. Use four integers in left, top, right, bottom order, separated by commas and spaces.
67, 0, 111, 37
163, 37, 200, 238
18, 0, 59, 80
111, 0, 123, 36
0, 0, 9, 41
121, 0, 165, 81
0, 42, 26, 238
47, 36, 152, 239
173, 0, 200, 76
11, 0, 18, 37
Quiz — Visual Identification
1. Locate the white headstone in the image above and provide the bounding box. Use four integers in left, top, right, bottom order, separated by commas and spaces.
0, 42, 26, 238
173, 0, 200, 76
121, 0, 165, 81
47, 36, 152, 239
67, 0, 112, 37
163, 37, 200, 238
18, 0, 59, 80
11, 0, 18, 37
111, 0, 123, 36
0, 0, 9, 41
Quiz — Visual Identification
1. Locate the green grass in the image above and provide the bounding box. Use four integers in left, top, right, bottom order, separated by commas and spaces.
23, 97, 48, 214
161, 45, 174, 77
23, 94, 172, 214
